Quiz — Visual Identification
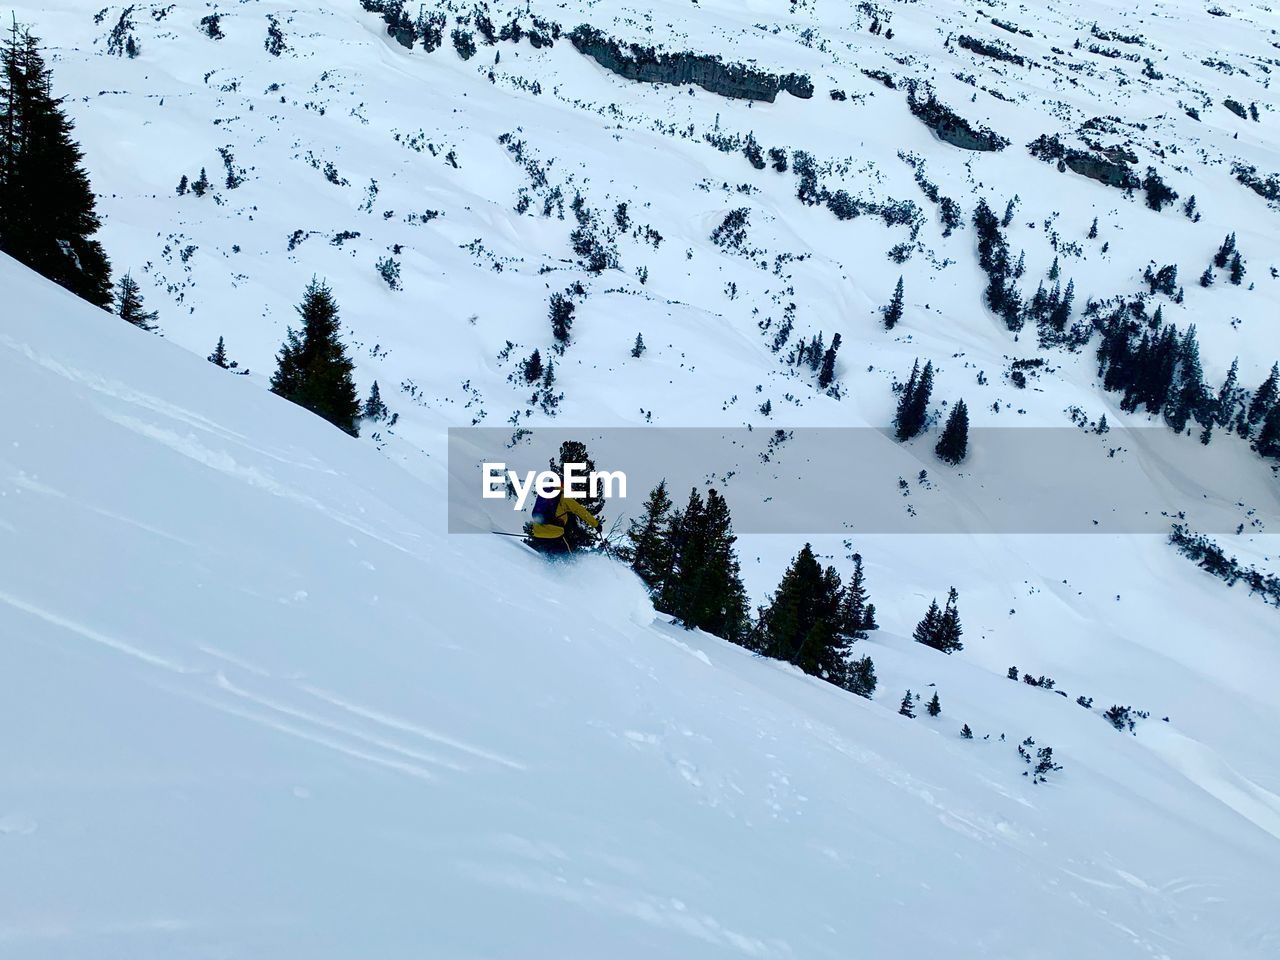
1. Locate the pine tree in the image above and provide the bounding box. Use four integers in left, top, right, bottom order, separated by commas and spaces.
1248, 363, 1279, 426
208, 335, 229, 368
1166, 325, 1208, 433
191, 166, 210, 197
176, 174, 188, 195
937, 587, 964, 653
913, 599, 942, 648
935, 399, 969, 464
845, 655, 877, 699
757, 543, 849, 683
836, 553, 872, 642
521, 348, 543, 383
270, 278, 361, 436
363, 381, 388, 421
1229, 252, 1245, 285
1087, 217, 1098, 240
1216, 358, 1240, 427
658, 488, 748, 643
1199, 266, 1214, 287
895, 360, 920, 440
926, 692, 941, 717
1213, 233, 1236, 270
915, 588, 963, 653
817, 332, 841, 389
907, 360, 934, 436
624, 480, 673, 593
1047, 278, 1074, 332
882, 276, 904, 329
549, 292, 574, 343
898, 690, 916, 718
0, 24, 112, 307
1257, 404, 1280, 459
960, 723, 974, 739
631, 332, 646, 358
894, 359, 933, 441
114, 272, 157, 331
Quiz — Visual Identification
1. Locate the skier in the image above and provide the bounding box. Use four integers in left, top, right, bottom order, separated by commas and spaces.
527, 488, 601, 555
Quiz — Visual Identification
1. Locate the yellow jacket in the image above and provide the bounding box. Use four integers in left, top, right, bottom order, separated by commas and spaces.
530, 496, 600, 540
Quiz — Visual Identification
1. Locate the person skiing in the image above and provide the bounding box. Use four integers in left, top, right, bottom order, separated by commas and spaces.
527, 488, 601, 555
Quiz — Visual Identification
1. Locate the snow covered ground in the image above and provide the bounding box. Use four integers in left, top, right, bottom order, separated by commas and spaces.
4, 0, 1280, 955
5, 252, 1280, 957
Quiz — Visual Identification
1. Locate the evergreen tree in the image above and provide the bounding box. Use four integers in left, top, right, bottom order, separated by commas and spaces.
817, 332, 842, 389
631, 332, 646, 358
1229, 252, 1245, 285
521, 348, 543, 384
658, 488, 748, 643
1216, 358, 1240, 427
623, 480, 673, 593
1047, 278, 1074, 332
176, 174, 188, 195
1087, 217, 1098, 240
114, 272, 157, 331
1213, 233, 1236, 270
846, 655, 877, 699
549, 292, 574, 343
926, 692, 941, 717
270, 278, 361, 436
898, 689, 916, 718
191, 166, 210, 197
1257, 404, 1280, 459
208, 335, 229, 368
1199, 266, 1214, 287
960, 722, 974, 739
1248, 363, 1279, 426
757, 543, 849, 683
914, 588, 963, 653
894, 359, 934, 441
836, 552, 872, 641
937, 587, 964, 653
908, 360, 934, 435
935, 399, 969, 464
363, 380, 388, 420
539, 361, 560, 414
1165, 325, 1209, 433
882, 275, 904, 329
0, 24, 112, 307
913, 599, 942, 648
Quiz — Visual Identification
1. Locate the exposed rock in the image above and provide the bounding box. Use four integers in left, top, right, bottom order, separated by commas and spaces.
1027, 133, 1139, 189
906, 81, 1009, 151
568, 25, 812, 103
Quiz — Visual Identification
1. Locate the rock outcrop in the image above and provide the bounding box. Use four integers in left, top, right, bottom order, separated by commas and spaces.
568, 25, 813, 103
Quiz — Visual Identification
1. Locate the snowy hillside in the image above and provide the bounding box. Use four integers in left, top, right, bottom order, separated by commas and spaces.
4, 0, 1280, 954
4, 254, 1280, 956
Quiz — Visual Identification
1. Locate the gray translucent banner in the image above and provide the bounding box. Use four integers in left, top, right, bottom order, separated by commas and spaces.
447, 427, 1280, 535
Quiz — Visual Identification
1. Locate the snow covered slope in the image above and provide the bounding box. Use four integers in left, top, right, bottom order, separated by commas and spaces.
3, 259, 1280, 956
5, 0, 1280, 953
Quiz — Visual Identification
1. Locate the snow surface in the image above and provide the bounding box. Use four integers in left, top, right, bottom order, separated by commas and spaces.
4, 0, 1280, 954
3, 261, 1280, 957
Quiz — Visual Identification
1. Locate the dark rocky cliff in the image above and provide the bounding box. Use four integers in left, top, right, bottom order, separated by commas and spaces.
569, 25, 813, 103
